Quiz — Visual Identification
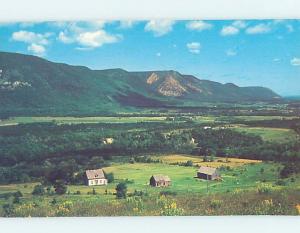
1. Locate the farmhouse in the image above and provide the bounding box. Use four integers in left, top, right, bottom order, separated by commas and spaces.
103, 137, 114, 145
150, 175, 171, 187
197, 166, 220, 180
85, 169, 108, 186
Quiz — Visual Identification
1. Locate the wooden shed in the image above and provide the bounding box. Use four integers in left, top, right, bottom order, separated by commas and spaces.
150, 175, 171, 187
85, 168, 108, 186
197, 166, 220, 180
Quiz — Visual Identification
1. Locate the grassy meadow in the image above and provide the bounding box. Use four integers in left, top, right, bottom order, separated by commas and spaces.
0, 154, 299, 216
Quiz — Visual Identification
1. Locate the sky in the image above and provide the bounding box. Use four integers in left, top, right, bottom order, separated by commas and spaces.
0, 20, 299, 96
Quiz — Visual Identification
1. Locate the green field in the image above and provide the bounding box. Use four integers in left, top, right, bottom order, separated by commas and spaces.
0, 116, 169, 126
0, 159, 297, 197
233, 126, 299, 142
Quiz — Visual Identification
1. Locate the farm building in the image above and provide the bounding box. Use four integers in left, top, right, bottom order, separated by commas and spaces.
197, 166, 220, 180
150, 175, 171, 187
103, 137, 114, 145
85, 168, 108, 186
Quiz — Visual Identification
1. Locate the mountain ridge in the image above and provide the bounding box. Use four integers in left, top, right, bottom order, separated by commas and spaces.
0, 51, 281, 116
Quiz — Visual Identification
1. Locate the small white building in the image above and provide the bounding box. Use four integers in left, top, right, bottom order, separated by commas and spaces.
85, 169, 108, 186
103, 138, 114, 145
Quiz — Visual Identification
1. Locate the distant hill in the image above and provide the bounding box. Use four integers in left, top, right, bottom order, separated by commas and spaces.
0, 52, 281, 116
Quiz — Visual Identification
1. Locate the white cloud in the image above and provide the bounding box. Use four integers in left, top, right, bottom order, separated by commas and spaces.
245, 23, 271, 34
57, 21, 121, 49
186, 20, 212, 31
290, 57, 300, 66
220, 26, 239, 36
232, 20, 247, 29
27, 43, 46, 56
58, 31, 74, 44
144, 20, 174, 36
186, 42, 201, 54
77, 30, 121, 48
12, 30, 51, 45
12, 30, 52, 56
119, 20, 136, 29
226, 49, 237, 56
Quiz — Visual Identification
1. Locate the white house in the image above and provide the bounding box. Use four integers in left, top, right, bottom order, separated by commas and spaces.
85, 168, 108, 186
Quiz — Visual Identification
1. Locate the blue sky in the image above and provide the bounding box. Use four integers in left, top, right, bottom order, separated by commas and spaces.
0, 20, 299, 96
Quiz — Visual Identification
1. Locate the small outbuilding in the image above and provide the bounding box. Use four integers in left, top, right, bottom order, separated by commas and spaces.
85, 168, 108, 186
150, 175, 171, 187
197, 166, 220, 180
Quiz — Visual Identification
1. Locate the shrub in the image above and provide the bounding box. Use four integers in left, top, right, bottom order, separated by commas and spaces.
131, 190, 148, 197
290, 177, 295, 183
74, 190, 81, 195
105, 172, 115, 183
185, 160, 193, 167
2, 203, 15, 217
116, 182, 127, 199
51, 198, 57, 205
275, 179, 287, 186
13, 196, 20, 204
53, 181, 67, 195
13, 191, 23, 198
32, 185, 45, 196
129, 157, 135, 164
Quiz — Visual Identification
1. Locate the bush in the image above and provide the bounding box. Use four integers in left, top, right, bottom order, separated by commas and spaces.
185, 160, 193, 167
32, 185, 45, 196
13, 191, 23, 198
129, 157, 135, 164
2, 203, 14, 217
275, 179, 287, 186
131, 190, 148, 197
116, 182, 127, 199
105, 172, 114, 183
53, 181, 67, 195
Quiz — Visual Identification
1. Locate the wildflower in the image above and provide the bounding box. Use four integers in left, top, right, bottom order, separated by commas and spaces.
296, 204, 300, 214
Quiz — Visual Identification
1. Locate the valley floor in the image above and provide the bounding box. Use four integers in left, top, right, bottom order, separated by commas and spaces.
0, 154, 299, 216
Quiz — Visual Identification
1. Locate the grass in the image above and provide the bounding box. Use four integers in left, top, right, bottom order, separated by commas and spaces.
152, 154, 261, 168
1, 157, 299, 216
232, 126, 299, 142
0, 116, 169, 126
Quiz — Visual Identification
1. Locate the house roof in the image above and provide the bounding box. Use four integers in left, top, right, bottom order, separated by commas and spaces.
151, 175, 171, 182
198, 166, 218, 175
85, 169, 105, 180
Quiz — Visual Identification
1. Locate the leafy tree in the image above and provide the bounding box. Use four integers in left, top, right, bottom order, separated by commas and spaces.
32, 185, 45, 196
53, 181, 67, 195
105, 172, 114, 183
185, 160, 193, 167
116, 182, 127, 199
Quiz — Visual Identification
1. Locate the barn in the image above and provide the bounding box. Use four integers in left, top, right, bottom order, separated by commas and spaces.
85, 168, 108, 186
197, 166, 220, 180
150, 175, 171, 187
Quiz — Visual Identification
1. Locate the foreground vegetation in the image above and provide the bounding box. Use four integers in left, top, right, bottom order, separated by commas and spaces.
0, 156, 299, 216
0, 107, 299, 216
